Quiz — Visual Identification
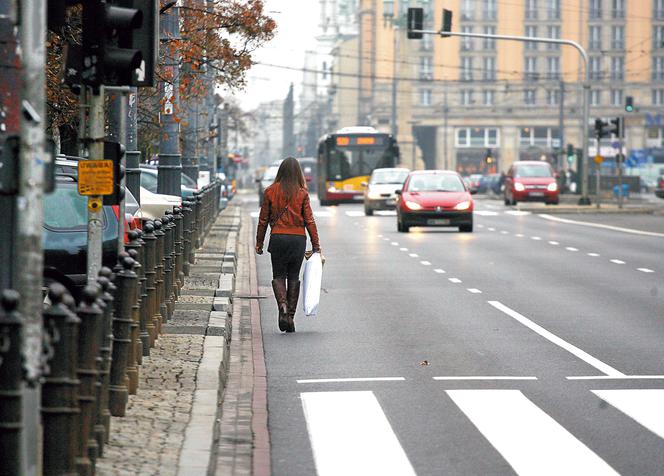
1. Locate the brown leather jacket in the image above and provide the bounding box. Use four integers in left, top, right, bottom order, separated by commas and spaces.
256, 183, 320, 251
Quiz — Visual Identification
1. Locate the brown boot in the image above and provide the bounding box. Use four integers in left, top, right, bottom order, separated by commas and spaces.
272, 279, 288, 331
286, 280, 300, 333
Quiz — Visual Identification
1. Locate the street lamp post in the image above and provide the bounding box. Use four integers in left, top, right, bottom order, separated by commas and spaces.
383, 0, 400, 139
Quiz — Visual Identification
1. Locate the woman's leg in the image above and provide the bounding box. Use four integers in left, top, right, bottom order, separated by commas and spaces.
285, 236, 306, 332
269, 235, 289, 331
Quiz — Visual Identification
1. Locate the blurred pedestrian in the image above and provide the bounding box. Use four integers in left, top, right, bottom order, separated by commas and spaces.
255, 157, 321, 332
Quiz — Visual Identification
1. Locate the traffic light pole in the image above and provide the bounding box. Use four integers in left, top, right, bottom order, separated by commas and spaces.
87, 87, 106, 283
126, 88, 142, 205
618, 117, 624, 209
409, 27, 592, 205
108, 89, 127, 256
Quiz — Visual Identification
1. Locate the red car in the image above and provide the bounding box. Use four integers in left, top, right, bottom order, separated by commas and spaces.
396, 171, 474, 233
504, 161, 559, 205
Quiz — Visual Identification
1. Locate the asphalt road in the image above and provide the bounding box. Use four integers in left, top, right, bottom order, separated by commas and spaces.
249, 195, 664, 476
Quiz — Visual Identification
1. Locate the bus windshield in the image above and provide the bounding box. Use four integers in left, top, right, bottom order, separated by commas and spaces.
328, 146, 395, 181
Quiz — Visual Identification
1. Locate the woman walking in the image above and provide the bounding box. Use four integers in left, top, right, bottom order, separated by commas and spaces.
256, 158, 321, 332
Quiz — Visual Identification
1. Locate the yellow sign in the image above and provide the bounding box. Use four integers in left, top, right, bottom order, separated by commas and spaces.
594, 155, 604, 165
78, 160, 114, 196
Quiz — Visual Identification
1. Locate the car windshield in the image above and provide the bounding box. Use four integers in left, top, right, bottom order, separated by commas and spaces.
371, 169, 408, 184
407, 174, 465, 192
44, 184, 93, 230
263, 166, 279, 181
140, 170, 159, 193
515, 165, 553, 178
181, 173, 197, 188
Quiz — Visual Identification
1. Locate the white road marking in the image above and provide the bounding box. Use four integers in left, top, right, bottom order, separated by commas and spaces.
399, 247, 408, 251
505, 210, 532, 216
488, 301, 625, 377
449, 278, 462, 284
565, 247, 579, 252
475, 211, 500, 216
567, 375, 664, 380
378, 234, 383, 238
610, 259, 625, 265
409, 253, 419, 258
488, 227, 496, 231
375, 210, 397, 216
515, 233, 524, 238
301, 391, 416, 476
539, 214, 664, 238
420, 261, 431, 266
593, 390, 664, 440
548, 241, 559, 245
383, 237, 390, 241
390, 242, 399, 246
637, 268, 655, 273
500, 230, 509, 235
447, 390, 619, 476
345, 211, 365, 217
434, 376, 537, 381
587, 252, 600, 257
531, 236, 542, 241
297, 377, 406, 384
467, 288, 483, 294
434, 269, 446, 274
477, 224, 485, 228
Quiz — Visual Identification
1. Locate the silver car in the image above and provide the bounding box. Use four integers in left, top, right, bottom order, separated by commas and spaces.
363, 167, 410, 216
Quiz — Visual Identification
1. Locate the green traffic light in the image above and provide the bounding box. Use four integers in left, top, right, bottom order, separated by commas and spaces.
625, 105, 633, 112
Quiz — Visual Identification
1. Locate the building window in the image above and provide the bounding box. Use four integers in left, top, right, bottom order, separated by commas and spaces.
589, 26, 602, 50
611, 26, 624, 50
461, 89, 474, 106
421, 34, 433, 51
520, 127, 561, 147
456, 127, 500, 148
591, 90, 602, 106
654, 57, 664, 81
419, 56, 432, 80
547, 25, 560, 50
483, 57, 496, 80
656, 0, 664, 19
525, 25, 538, 50
525, 57, 538, 81
654, 26, 664, 50
547, 89, 560, 105
547, 0, 560, 19
525, 0, 538, 19
461, 0, 474, 20
483, 26, 496, 50
483, 0, 497, 20
483, 90, 494, 106
610, 56, 624, 81
547, 56, 560, 80
524, 89, 537, 106
461, 26, 473, 51
611, 89, 623, 106
590, 56, 603, 80
589, 0, 602, 19
653, 89, 664, 105
612, 0, 625, 19
419, 89, 432, 106
461, 57, 473, 81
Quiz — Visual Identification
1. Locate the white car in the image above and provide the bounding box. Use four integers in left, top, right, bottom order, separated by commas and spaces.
135, 187, 181, 221
363, 168, 410, 216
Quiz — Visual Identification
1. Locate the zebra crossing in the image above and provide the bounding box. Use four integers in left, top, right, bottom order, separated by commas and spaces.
300, 388, 664, 476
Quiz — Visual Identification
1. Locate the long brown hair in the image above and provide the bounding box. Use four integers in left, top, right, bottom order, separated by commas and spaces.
274, 157, 306, 201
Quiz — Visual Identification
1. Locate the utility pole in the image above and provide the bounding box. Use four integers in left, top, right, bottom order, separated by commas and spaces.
443, 86, 449, 170
126, 88, 142, 204
86, 87, 106, 282
558, 81, 565, 170
617, 116, 625, 209
157, 5, 182, 197
108, 89, 128, 255
16, 1, 48, 474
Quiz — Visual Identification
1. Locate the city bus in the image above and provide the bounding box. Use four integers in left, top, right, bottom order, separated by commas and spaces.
317, 126, 400, 205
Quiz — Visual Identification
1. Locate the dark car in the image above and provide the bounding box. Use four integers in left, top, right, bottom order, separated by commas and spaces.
43, 177, 120, 301
656, 176, 664, 199
396, 170, 474, 233
297, 157, 318, 193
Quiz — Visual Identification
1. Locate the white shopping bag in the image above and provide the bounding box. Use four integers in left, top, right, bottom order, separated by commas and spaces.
302, 252, 323, 316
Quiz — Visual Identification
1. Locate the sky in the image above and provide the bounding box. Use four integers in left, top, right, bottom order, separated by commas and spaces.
233, 0, 321, 111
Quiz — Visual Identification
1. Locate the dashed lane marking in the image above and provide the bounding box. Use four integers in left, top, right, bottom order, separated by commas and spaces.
504, 210, 532, 216
409, 253, 419, 258
297, 377, 406, 384
587, 252, 600, 257
488, 227, 496, 231
515, 233, 524, 238
474, 211, 500, 216
345, 211, 365, 217
500, 231, 509, 235
531, 236, 542, 241
610, 259, 626, 265
420, 261, 431, 266
390, 242, 399, 246
399, 248, 408, 251
565, 247, 579, 252
548, 241, 559, 245
434, 269, 446, 274
301, 391, 417, 476
447, 390, 619, 476
467, 288, 483, 294
637, 268, 655, 273
567, 375, 664, 380
434, 376, 537, 381
449, 278, 462, 284
488, 301, 625, 377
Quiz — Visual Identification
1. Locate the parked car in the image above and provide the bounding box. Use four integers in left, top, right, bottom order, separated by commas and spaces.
137, 187, 182, 221
655, 175, 664, 199
504, 161, 559, 205
396, 170, 474, 233
140, 165, 198, 198
258, 164, 280, 205
363, 167, 409, 215
477, 173, 502, 195
43, 176, 120, 301
467, 174, 483, 193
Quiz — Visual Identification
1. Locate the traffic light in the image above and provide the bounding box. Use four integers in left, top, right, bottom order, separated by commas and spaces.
407, 8, 424, 39
625, 96, 634, 113
103, 141, 126, 206
441, 9, 453, 38
81, 0, 144, 88
566, 143, 575, 164
594, 118, 619, 138
485, 149, 494, 165
120, 0, 160, 87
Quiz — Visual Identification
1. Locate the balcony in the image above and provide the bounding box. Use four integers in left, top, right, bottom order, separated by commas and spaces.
524, 72, 540, 82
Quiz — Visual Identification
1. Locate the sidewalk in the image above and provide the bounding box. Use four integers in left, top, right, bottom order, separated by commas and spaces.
96, 204, 268, 476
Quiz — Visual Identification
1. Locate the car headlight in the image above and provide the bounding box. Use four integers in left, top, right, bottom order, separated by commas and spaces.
405, 200, 422, 211
547, 182, 558, 192
454, 200, 471, 211
514, 182, 526, 192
